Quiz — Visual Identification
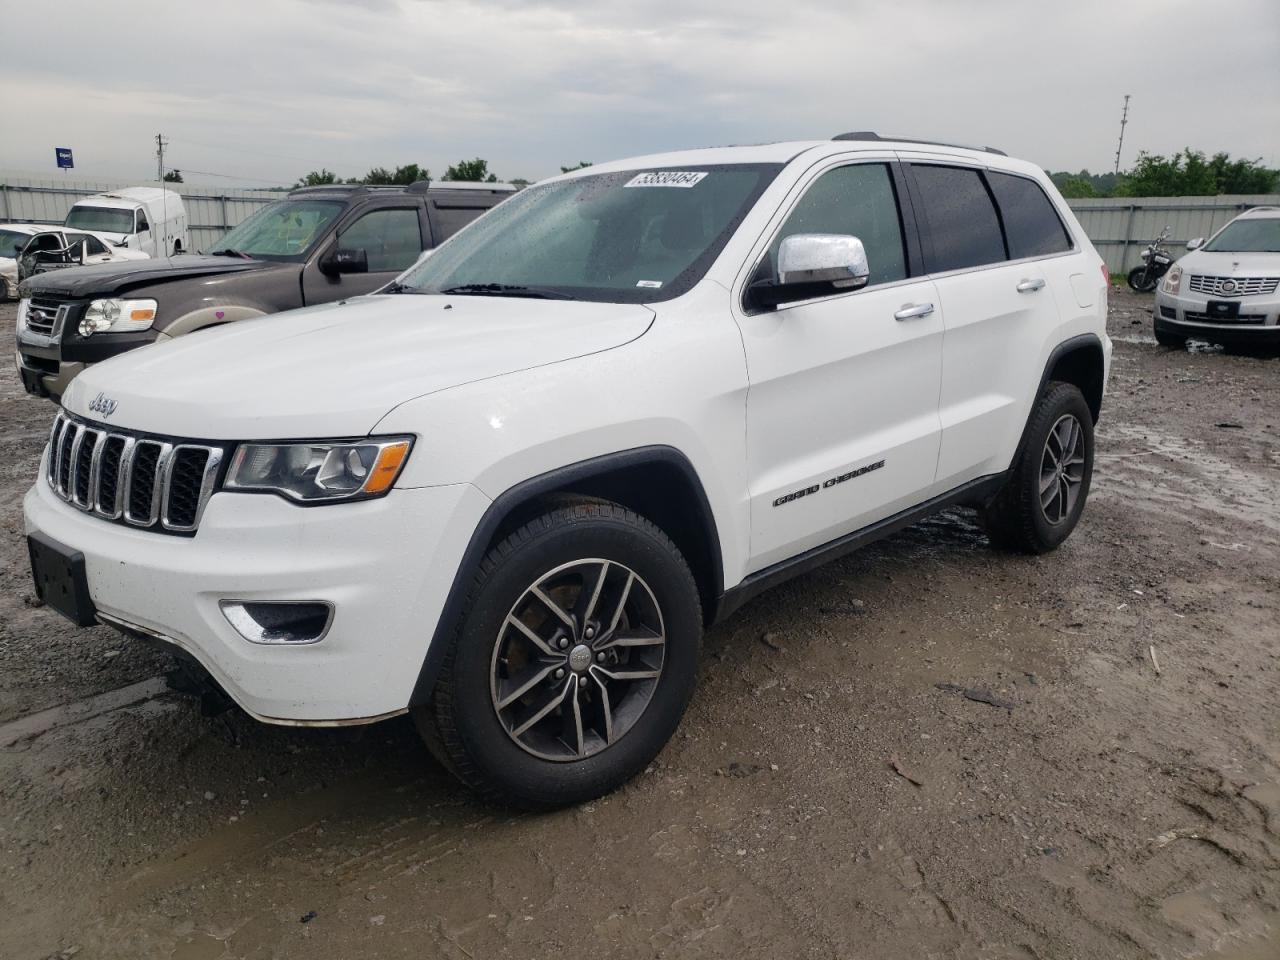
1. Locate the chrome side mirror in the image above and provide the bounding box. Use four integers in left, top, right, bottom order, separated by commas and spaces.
778, 234, 869, 288
749, 234, 870, 310
1186, 237, 1204, 251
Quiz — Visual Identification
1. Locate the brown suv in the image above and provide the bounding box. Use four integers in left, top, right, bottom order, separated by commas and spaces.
15, 181, 513, 401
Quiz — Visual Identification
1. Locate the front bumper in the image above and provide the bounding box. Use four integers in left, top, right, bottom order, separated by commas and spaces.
24, 470, 491, 723
1153, 289, 1280, 345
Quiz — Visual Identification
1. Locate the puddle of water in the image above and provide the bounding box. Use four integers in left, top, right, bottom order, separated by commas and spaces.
0, 677, 168, 748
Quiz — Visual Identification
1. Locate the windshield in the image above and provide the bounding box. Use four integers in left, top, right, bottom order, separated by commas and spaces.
397, 164, 781, 303
65, 206, 134, 234
0, 229, 29, 259
1203, 218, 1280, 253
209, 200, 344, 259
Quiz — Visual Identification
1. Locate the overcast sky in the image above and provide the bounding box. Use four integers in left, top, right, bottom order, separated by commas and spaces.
3, 0, 1277, 187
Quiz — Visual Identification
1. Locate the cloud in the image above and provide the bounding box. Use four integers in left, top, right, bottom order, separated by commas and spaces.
1, 0, 1276, 186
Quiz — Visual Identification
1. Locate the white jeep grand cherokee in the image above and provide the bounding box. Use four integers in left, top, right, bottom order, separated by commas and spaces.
24, 134, 1111, 808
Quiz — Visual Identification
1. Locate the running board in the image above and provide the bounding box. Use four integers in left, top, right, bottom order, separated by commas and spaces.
712, 473, 1006, 623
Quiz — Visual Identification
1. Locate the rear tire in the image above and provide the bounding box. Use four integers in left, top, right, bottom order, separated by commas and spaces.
416, 500, 702, 809
982, 382, 1094, 554
0, 278, 9, 301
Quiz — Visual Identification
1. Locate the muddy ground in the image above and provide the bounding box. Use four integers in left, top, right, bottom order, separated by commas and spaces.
1, 290, 1277, 960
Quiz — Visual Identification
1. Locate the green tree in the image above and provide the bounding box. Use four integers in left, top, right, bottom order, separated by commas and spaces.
162, 169, 183, 184
1111, 149, 1277, 197
560, 161, 593, 173
444, 158, 497, 182
1056, 177, 1096, 199
1207, 153, 1278, 194
294, 168, 339, 188
363, 163, 430, 186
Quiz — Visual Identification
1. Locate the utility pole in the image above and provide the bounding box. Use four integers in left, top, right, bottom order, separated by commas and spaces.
1113, 95, 1130, 175
155, 133, 169, 182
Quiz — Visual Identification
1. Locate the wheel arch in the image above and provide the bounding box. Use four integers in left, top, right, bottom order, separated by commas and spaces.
1042, 333, 1105, 424
409, 445, 724, 707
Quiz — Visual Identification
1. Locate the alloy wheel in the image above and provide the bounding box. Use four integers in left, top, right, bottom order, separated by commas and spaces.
490, 558, 666, 762
1039, 413, 1086, 525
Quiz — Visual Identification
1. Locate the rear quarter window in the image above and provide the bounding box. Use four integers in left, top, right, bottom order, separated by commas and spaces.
987, 172, 1072, 259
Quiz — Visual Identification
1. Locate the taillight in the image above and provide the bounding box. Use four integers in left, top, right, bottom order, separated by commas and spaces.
1100, 264, 1110, 286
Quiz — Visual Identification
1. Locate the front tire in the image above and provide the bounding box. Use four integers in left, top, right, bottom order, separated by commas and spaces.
1154, 326, 1185, 349
1128, 266, 1157, 293
416, 500, 702, 809
982, 382, 1094, 554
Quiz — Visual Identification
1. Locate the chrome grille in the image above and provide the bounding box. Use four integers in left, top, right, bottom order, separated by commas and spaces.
46, 413, 224, 534
1187, 275, 1280, 297
24, 297, 70, 337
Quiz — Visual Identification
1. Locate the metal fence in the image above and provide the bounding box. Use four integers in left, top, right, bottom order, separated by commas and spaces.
1064, 195, 1280, 273
1, 173, 1277, 271
0, 175, 281, 253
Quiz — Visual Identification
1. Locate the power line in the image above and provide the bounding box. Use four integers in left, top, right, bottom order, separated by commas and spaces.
172, 167, 294, 186
168, 136, 339, 168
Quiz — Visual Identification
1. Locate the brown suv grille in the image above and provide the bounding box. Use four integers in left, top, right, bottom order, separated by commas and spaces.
24, 297, 70, 337
45, 413, 225, 535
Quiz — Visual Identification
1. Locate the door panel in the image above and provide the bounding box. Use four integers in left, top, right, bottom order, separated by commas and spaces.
737, 160, 944, 572
902, 160, 1070, 489
740, 280, 945, 571
930, 264, 1061, 488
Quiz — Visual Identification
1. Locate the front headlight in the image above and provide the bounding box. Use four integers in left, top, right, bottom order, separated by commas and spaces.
15, 297, 29, 331
1161, 266, 1182, 295
79, 298, 158, 337
224, 437, 414, 503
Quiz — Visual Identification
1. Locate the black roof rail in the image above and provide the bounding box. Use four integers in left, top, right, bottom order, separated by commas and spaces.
832, 131, 1007, 157
288, 184, 368, 197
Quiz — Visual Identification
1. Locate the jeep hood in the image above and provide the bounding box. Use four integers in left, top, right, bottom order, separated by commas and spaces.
21, 255, 272, 297
62, 294, 655, 438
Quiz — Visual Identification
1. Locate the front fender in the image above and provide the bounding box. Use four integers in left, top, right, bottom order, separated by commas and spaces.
156, 304, 268, 340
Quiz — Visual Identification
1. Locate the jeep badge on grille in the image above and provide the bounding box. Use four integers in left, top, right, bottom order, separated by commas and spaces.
88, 392, 118, 419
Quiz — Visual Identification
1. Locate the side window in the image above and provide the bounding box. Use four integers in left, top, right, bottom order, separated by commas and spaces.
910, 165, 1006, 273
987, 172, 1072, 259
83, 235, 108, 256
337, 208, 423, 272
136, 210, 150, 232
431, 201, 490, 244
770, 163, 907, 286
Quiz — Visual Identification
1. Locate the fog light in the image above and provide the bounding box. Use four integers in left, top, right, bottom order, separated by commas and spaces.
220, 600, 334, 645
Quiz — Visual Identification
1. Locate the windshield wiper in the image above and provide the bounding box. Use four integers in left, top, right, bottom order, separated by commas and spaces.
440, 283, 579, 301
381, 281, 420, 295
209, 248, 254, 260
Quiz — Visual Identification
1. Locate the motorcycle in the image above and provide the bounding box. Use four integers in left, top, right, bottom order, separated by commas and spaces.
1127, 226, 1174, 293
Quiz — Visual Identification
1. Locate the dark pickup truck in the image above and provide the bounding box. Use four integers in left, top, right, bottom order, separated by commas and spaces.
15, 180, 513, 401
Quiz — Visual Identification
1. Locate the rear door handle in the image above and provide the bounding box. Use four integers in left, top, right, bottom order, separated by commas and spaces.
894, 302, 935, 321
1016, 278, 1046, 293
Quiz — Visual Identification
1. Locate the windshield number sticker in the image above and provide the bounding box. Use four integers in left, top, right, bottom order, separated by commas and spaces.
625, 172, 708, 189
636, 280, 663, 288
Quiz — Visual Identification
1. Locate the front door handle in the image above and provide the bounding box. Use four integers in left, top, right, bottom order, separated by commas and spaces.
1016, 278, 1046, 293
894, 302, 935, 321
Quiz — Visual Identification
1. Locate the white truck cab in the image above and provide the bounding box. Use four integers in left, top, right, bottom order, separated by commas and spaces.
24, 135, 1110, 809
64, 187, 188, 258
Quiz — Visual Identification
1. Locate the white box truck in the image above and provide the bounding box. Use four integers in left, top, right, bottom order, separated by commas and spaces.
63, 187, 188, 258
